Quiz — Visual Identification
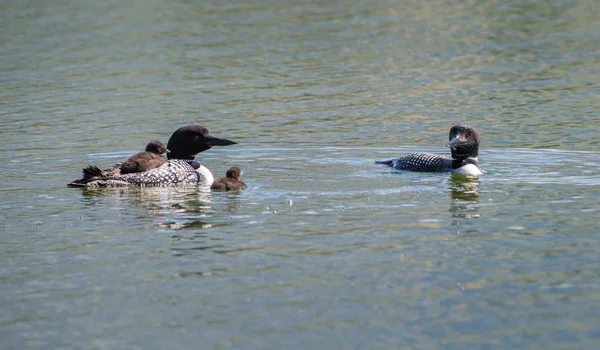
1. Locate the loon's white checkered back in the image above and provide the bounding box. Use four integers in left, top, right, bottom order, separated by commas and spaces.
389, 153, 454, 172
121, 160, 203, 186
70, 160, 211, 187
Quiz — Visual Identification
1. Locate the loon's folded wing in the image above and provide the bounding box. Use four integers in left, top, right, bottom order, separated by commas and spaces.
69, 160, 200, 187
377, 153, 454, 172
119, 160, 199, 186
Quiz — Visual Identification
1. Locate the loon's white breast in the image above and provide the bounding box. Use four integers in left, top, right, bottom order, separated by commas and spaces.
196, 165, 214, 187
452, 163, 483, 175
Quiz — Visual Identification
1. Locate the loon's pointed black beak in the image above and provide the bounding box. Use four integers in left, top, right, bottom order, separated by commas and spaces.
446, 134, 468, 148
165, 149, 171, 154
205, 136, 237, 147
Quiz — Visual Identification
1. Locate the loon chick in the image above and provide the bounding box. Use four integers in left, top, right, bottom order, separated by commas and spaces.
74, 140, 168, 180
68, 125, 237, 187
376, 125, 482, 175
120, 140, 169, 174
211, 167, 247, 191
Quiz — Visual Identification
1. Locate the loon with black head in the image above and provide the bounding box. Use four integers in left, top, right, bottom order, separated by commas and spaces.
376, 125, 482, 175
68, 125, 237, 187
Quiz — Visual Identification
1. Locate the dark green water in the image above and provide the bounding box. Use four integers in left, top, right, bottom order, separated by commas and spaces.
1, 0, 599, 348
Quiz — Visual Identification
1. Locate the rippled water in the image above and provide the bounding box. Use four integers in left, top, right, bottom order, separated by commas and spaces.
2, 0, 600, 348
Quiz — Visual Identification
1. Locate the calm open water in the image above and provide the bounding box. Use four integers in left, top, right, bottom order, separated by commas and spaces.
2, 0, 600, 348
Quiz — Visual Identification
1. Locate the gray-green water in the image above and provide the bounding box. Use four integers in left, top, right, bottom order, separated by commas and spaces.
2, 0, 600, 348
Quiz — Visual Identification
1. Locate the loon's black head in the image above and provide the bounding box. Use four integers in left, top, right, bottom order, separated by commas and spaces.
226, 167, 242, 180
446, 125, 479, 159
166, 125, 237, 160
145, 140, 169, 155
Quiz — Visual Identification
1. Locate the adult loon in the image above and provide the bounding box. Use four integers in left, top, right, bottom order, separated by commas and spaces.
376, 125, 483, 175
68, 125, 237, 187
120, 140, 168, 174
211, 167, 247, 191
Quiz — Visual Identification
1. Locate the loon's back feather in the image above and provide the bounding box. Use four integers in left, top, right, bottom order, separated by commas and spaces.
382, 153, 454, 172
119, 160, 202, 186
69, 160, 208, 187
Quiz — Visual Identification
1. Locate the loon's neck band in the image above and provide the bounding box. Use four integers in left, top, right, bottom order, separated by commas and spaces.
182, 158, 195, 164
179, 157, 200, 170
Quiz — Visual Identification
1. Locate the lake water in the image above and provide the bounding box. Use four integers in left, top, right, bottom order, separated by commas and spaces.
2, 0, 600, 348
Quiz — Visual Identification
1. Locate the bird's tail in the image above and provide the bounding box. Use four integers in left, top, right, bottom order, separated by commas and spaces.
82, 165, 104, 178
375, 160, 393, 166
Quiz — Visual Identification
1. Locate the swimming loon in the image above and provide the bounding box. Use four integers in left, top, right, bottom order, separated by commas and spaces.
211, 167, 247, 191
68, 125, 237, 187
120, 140, 168, 174
376, 125, 483, 175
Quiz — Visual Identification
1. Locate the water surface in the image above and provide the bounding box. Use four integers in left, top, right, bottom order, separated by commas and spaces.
2, 0, 600, 348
